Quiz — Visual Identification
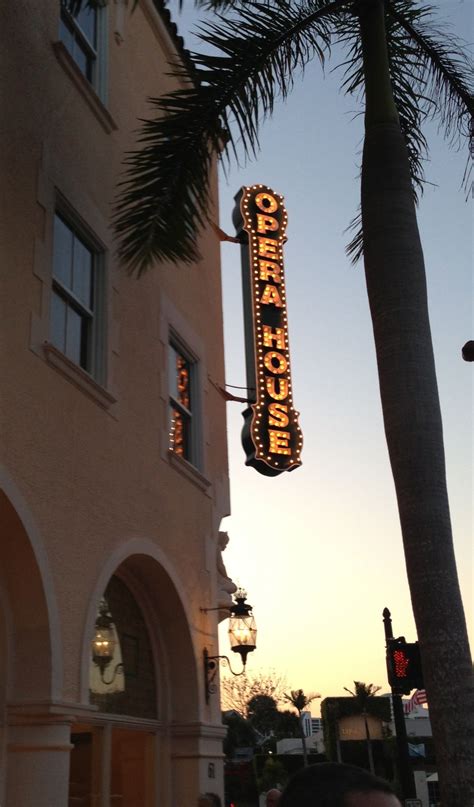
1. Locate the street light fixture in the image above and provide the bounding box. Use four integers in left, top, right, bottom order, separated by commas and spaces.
203, 588, 257, 703
91, 599, 124, 684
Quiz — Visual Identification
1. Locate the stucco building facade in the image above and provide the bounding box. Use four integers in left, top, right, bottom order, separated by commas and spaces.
0, 2, 231, 804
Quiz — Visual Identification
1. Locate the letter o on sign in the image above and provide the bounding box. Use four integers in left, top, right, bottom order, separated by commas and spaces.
264, 351, 288, 374
255, 192, 278, 213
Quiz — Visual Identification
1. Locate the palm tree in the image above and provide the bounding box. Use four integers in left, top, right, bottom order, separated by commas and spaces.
113, 1, 474, 801
283, 688, 321, 766
344, 681, 381, 775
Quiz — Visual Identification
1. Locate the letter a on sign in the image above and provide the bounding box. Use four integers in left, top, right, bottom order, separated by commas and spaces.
232, 184, 303, 476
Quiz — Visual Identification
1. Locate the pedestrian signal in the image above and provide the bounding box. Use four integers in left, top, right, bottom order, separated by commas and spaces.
387, 639, 424, 694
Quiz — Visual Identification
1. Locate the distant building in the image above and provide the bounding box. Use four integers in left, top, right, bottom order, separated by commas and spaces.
276, 731, 325, 756
300, 711, 323, 737
312, 717, 324, 734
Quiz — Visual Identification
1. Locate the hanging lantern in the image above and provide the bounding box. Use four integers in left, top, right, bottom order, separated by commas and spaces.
91, 599, 117, 676
203, 587, 257, 702
228, 588, 257, 665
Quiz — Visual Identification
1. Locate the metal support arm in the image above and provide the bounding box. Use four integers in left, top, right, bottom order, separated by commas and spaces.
203, 648, 246, 704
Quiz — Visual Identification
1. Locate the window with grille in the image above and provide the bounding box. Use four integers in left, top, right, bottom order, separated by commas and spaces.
50, 212, 102, 377
59, 0, 108, 103
168, 341, 198, 465
60, 1, 99, 84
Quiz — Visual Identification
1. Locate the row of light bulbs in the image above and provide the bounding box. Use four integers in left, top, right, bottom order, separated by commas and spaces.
241, 185, 303, 468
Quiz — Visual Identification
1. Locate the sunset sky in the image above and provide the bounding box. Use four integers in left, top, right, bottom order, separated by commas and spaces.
169, 0, 473, 713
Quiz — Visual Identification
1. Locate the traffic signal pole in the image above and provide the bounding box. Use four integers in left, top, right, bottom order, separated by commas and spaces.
382, 608, 416, 800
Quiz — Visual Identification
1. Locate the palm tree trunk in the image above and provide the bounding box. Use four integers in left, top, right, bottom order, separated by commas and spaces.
363, 712, 375, 775
336, 719, 343, 763
299, 713, 309, 767
358, 1, 474, 803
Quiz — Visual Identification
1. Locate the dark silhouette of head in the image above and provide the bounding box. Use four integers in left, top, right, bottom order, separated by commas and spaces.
462, 340, 474, 362
266, 787, 282, 806
198, 794, 221, 807
279, 763, 400, 807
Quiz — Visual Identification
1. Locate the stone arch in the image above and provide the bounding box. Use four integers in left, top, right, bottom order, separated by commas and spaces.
0, 469, 61, 701
81, 539, 200, 722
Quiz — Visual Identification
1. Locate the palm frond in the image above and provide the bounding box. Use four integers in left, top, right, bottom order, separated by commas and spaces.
114, 0, 348, 273
387, 0, 474, 196
332, 7, 427, 262
345, 209, 364, 264
334, 4, 428, 191
332, 0, 473, 263
388, 1, 474, 142
190, 0, 246, 8
190, 0, 282, 8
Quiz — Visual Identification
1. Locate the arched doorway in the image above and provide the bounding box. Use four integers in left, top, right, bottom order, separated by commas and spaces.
0, 489, 57, 701
70, 574, 158, 807
75, 549, 208, 806
0, 484, 64, 807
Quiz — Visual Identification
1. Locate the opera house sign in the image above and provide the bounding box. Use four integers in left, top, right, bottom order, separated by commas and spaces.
233, 185, 303, 477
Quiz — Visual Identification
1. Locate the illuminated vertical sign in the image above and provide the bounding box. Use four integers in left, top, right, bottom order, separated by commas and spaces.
233, 184, 303, 476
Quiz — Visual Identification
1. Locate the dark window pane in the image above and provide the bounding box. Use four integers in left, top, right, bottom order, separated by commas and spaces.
51, 212, 99, 373
60, 18, 74, 55
89, 577, 157, 719
72, 41, 88, 77
80, 315, 90, 370
51, 292, 66, 352
53, 215, 73, 289
76, 6, 97, 48
73, 238, 93, 308
66, 307, 83, 366
60, 6, 96, 84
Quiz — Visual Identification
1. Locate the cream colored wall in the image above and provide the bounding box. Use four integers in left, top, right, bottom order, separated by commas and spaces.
0, 0, 229, 733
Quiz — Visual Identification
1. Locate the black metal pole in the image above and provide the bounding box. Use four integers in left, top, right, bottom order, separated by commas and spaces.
382, 608, 416, 800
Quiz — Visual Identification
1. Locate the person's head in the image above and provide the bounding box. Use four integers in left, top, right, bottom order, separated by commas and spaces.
198, 793, 221, 807
279, 763, 401, 807
266, 788, 282, 807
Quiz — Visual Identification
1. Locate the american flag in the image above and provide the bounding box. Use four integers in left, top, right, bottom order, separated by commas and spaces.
403, 689, 428, 715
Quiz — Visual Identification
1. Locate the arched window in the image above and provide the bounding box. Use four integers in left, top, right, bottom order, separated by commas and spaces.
89, 575, 157, 719
69, 576, 157, 807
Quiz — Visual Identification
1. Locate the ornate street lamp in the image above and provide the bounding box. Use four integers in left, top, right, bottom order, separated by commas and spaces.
203, 588, 257, 703
228, 587, 257, 663
91, 599, 123, 684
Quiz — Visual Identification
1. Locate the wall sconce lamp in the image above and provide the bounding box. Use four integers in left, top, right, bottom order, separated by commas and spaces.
203, 588, 257, 703
91, 599, 124, 685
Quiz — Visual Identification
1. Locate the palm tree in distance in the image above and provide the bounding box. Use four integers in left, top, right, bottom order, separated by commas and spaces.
283, 689, 321, 766
113, 0, 474, 801
344, 681, 381, 775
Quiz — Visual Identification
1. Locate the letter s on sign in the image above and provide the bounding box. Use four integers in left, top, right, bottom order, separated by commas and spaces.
268, 403, 289, 427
